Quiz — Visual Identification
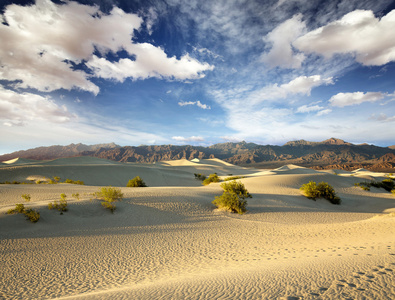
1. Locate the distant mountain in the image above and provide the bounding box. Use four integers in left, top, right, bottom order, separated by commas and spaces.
0, 143, 120, 161
1, 139, 395, 172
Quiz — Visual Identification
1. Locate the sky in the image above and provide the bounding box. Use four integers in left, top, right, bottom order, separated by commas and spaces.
1, 0, 395, 154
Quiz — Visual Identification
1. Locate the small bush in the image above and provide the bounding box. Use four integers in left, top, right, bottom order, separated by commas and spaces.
300, 181, 341, 205
202, 173, 220, 186
212, 180, 251, 214
7, 203, 25, 214
21, 194, 31, 202
64, 179, 84, 185
24, 209, 40, 223
194, 173, 207, 181
48, 194, 68, 214
355, 178, 395, 193
392, 189, 395, 196
95, 187, 124, 213
127, 176, 147, 187
7, 204, 40, 222
72, 193, 80, 201
223, 176, 245, 181
54, 176, 61, 183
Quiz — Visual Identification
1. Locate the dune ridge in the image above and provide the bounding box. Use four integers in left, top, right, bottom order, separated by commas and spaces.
0, 158, 394, 299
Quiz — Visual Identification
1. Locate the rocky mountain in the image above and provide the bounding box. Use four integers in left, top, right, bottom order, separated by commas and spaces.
1, 139, 395, 171
0, 143, 119, 161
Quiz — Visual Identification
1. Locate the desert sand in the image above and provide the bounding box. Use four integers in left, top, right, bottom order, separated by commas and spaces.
0, 157, 394, 299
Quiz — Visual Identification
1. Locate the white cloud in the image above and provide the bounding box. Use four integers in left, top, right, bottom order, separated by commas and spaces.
294, 9, 395, 66
0, 0, 213, 95
172, 136, 205, 142
369, 113, 395, 122
329, 91, 385, 107
261, 14, 306, 69
316, 109, 332, 116
249, 75, 333, 105
0, 86, 75, 125
296, 104, 324, 113
178, 100, 211, 109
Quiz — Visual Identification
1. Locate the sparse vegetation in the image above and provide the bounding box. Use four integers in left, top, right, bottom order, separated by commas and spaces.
194, 173, 207, 181
202, 173, 220, 185
21, 194, 31, 202
212, 180, 251, 214
95, 187, 124, 213
48, 193, 68, 214
127, 176, 147, 187
7, 203, 40, 223
300, 181, 341, 205
72, 193, 80, 201
355, 178, 395, 193
223, 176, 245, 181
64, 179, 84, 185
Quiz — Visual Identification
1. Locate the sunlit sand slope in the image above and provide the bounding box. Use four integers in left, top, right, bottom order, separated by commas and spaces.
0, 159, 394, 299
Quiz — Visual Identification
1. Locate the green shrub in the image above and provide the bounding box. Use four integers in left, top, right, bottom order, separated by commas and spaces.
212, 180, 251, 214
194, 173, 207, 181
21, 194, 31, 202
7, 203, 25, 214
202, 173, 220, 186
300, 181, 341, 205
72, 193, 80, 201
355, 178, 395, 193
300, 181, 320, 199
48, 193, 68, 214
54, 176, 61, 183
24, 209, 40, 223
223, 176, 245, 181
392, 189, 395, 196
7, 204, 40, 222
127, 176, 147, 187
95, 187, 124, 213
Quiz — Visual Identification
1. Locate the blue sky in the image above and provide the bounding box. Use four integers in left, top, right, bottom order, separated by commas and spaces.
1, 0, 395, 154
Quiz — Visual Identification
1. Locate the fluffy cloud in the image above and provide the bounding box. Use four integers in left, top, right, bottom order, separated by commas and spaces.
0, 0, 213, 94
178, 100, 211, 109
249, 75, 333, 105
0, 86, 75, 126
329, 92, 385, 107
261, 14, 306, 69
369, 113, 395, 122
172, 136, 205, 142
294, 9, 395, 66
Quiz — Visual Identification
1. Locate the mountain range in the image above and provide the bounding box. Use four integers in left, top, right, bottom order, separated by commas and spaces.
1, 138, 395, 172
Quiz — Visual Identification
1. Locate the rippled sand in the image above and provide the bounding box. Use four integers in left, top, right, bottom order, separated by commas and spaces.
0, 158, 394, 299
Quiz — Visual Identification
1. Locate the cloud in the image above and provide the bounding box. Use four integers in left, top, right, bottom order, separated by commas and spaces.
172, 136, 204, 142
294, 9, 395, 66
261, 14, 306, 69
296, 104, 324, 113
329, 91, 385, 107
178, 100, 211, 109
0, 0, 213, 94
0, 86, 75, 125
248, 75, 333, 105
369, 113, 395, 122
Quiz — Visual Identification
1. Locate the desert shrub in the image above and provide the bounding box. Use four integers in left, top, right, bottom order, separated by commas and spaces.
21, 194, 31, 202
300, 181, 341, 205
48, 193, 68, 214
355, 178, 395, 193
194, 173, 207, 181
127, 176, 147, 187
7, 203, 25, 214
54, 176, 61, 183
202, 173, 220, 186
24, 209, 40, 223
212, 180, 251, 214
392, 189, 395, 196
72, 193, 80, 201
64, 179, 84, 185
95, 187, 124, 213
223, 176, 245, 181
7, 204, 40, 222
300, 181, 320, 199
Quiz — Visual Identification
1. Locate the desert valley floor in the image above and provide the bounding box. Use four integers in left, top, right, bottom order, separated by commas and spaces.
0, 157, 394, 299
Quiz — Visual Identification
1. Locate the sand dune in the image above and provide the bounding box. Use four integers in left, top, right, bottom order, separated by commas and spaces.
0, 158, 394, 299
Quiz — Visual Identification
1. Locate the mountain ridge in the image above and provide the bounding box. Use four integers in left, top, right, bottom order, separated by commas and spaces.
1, 139, 395, 172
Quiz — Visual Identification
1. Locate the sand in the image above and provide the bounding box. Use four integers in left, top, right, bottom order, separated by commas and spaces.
0, 158, 394, 299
